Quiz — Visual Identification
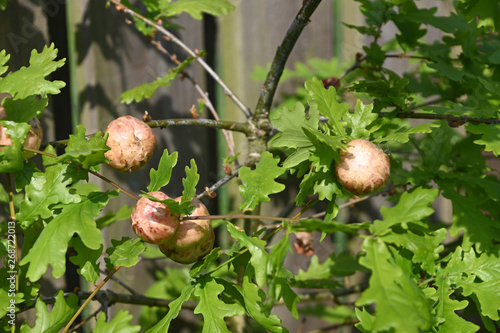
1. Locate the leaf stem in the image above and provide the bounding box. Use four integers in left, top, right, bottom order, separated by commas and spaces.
109, 0, 252, 118
62, 266, 122, 333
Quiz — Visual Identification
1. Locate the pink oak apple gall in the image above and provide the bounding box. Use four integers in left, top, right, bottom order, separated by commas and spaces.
130, 191, 179, 244
335, 138, 390, 195
105, 115, 156, 172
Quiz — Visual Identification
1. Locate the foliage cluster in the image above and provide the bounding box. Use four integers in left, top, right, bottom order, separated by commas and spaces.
1, 0, 500, 332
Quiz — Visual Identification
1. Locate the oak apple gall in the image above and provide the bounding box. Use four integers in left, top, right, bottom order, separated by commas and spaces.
105, 115, 156, 172
130, 191, 179, 244
335, 138, 390, 195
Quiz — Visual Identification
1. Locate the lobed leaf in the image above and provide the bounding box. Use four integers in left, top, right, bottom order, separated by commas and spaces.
269, 101, 319, 169
356, 237, 433, 332
16, 146, 82, 227
105, 237, 147, 270
147, 149, 178, 192
146, 283, 195, 333
0, 43, 65, 99
0, 121, 30, 173
58, 125, 109, 169
346, 99, 379, 139
242, 265, 288, 333
19, 191, 118, 281
226, 222, 268, 287
19, 291, 78, 333
305, 77, 349, 137
194, 275, 246, 333
1, 95, 47, 122
94, 310, 141, 333
163, 0, 235, 20
69, 237, 103, 283
371, 187, 439, 234
381, 228, 447, 274
238, 151, 285, 212
466, 123, 500, 156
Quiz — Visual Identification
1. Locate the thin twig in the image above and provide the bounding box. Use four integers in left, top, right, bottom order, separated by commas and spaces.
109, 0, 252, 118
18, 289, 198, 313
100, 269, 137, 295
380, 112, 500, 125
150, 40, 238, 159
62, 266, 122, 333
146, 118, 252, 134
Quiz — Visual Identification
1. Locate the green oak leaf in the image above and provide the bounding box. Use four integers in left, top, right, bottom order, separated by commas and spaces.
146, 283, 195, 333
439, 181, 500, 252
0, 120, 30, 173
147, 148, 178, 192
16, 147, 82, 227
0, 49, 9, 75
105, 237, 147, 270
164, 0, 234, 20
295, 252, 365, 283
194, 275, 246, 333
0, 287, 24, 318
466, 123, 500, 156
302, 124, 344, 165
457, 247, 500, 320
355, 307, 376, 332
371, 187, 439, 234
94, 310, 141, 333
19, 191, 118, 281
295, 168, 341, 206
434, 274, 479, 333
0, 43, 65, 99
381, 228, 447, 274
346, 99, 379, 139
58, 125, 109, 169
179, 159, 200, 211
1, 95, 47, 122
19, 291, 78, 333
120, 71, 177, 104
238, 151, 285, 212
96, 204, 134, 229
356, 237, 433, 333
269, 101, 319, 169
305, 77, 349, 137
69, 236, 103, 283
226, 222, 268, 287
242, 265, 288, 333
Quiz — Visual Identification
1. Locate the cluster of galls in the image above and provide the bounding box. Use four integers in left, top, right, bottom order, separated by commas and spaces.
104, 115, 213, 264
131, 192, 214, 264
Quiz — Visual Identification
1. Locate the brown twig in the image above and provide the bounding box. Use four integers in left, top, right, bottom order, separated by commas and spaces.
149, 39, 238, 159
109, 0, 252, 118
380, 111, 500, 125
62, 266, 122, 333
